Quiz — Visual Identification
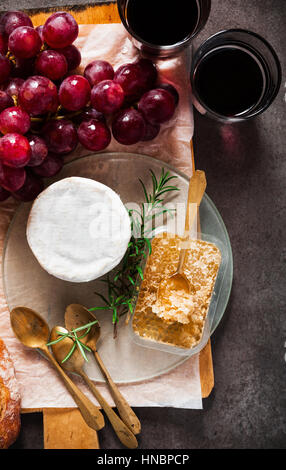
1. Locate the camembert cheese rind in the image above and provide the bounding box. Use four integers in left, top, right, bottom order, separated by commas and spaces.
27, 177, 131, 283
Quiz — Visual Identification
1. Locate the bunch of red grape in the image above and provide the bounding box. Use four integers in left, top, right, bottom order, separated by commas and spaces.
0, 10, 179, 203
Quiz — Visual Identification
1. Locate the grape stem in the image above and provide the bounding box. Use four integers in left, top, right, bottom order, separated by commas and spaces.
6, 51, 17, 65
30, 109, 82, 125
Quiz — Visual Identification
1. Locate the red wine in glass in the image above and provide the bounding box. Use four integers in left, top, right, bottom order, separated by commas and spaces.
117, 0, 211, 57
126, 0, 199, 46
194, 46, 266, 117
191, 29, 281, 121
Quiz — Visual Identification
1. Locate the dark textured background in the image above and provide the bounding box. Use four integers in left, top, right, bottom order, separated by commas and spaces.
5, 0, 286, 449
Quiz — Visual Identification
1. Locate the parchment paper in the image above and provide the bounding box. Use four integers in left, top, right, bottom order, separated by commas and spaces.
0, 24, 202, 409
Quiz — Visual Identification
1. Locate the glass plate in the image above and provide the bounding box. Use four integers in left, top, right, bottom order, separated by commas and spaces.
3, 153, 233, 384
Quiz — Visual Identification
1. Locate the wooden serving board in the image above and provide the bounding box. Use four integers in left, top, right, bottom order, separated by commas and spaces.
18, 1, 214, 449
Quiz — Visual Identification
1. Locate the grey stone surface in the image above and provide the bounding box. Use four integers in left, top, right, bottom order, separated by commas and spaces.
5, 0, 286, 449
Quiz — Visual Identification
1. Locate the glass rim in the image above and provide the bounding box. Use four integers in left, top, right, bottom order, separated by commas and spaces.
117, 0, 211, 51
190, 28, 282, 121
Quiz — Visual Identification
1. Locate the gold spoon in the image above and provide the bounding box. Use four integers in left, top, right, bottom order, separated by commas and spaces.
10, 306, 105, 433
50, 325, 138, 449
65, 303, 141, 435
157, 170, 207, 300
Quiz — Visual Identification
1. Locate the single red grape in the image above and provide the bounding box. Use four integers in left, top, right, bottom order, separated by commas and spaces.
138, 88, 176, 124
91, 80, 124, 114
0, 91, 14, 112
0, 106, 30, 135
19, 75, 58, 116
59, 75, 91, 111
42, 119, 78, 155
77, 119, 111, 151
35, 50, 68, 81
32, 153, 63, 178
0, 164, 26, 192
35, 25, 44, 42
26, 134, 48, 167
0, 183, 10, 202
43, 12, 78, 49
84, 60, 114, 87
0, 54, 11, 84
0, 32, 8, 55
0, 133, 31, 167
112, 108, 146, 145
0, 11, 33, 38
141, 120, 160, 141
57, 45, 81, 71
157, 83, 179, 107
114, 63, 149, 99
12, 171, 44, 201
9, 26, 42, 59
5, 78, 25, 99
136, 58, 157, 90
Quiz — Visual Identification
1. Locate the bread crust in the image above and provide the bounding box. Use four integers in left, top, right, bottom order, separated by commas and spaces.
0, 338, 21, 449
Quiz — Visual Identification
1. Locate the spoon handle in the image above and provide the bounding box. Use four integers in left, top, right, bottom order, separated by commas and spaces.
93, 350, 141, 435
41, 347, 105, 432
184, 170, 206, 235
79, 370, 138, 449
177, 170, 207, 274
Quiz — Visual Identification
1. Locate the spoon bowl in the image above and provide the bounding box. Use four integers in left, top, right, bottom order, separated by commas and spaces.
50, 325, 84, 372
10, 306, 50, 349
65, 303, 100, 349
158, 271, 191, 297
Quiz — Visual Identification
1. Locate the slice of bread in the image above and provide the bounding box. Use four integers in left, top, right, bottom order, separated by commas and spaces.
0, 338, 21, 449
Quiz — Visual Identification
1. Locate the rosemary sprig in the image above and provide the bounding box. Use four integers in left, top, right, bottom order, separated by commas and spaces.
89, 168, 180, 338
46, 320, 98, 363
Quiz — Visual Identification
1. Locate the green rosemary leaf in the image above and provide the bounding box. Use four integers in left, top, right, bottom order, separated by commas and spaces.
78, 341, 92, 352
107, 276, 114, 303
77, 326, 91, 340
136, 265, 144, 280
73, 330, 89, 362
139, 178, 150, 203
89, 306, 110, 312
155, 187, 180, 198
46, 333, 69, 347
162, 175, 179, 185
112, 307, 119, 324
143, 237, 152, 254
150, 169, 158, 196
71, 320, 98, 333
127, 300, 133, 314
61, 342, 76, 363
127, 275, 135, 286
77, 340, 89, 362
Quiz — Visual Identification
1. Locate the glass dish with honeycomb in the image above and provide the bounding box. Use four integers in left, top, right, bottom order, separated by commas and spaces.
130, 232, 229, 356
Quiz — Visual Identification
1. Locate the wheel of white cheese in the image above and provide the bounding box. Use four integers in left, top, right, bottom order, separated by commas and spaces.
26, 177, 131, 283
